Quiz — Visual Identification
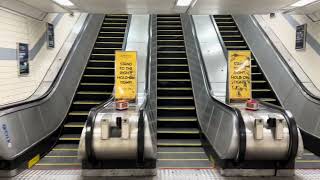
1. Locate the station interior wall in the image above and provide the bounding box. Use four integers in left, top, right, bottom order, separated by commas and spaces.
259, 13, 320, 92
0, 10, 80, 105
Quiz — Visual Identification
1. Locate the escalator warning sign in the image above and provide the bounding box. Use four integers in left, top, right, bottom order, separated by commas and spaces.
115, 51, 137, 101
228, 50, 252, 103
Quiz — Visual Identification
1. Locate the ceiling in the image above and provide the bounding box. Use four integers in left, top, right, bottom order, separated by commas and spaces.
9, 0, 302, 14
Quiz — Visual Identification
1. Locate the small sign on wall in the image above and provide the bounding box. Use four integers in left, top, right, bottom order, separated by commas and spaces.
47, 23, 55, 48
17, 43, 29, 76
228, 50, 252, 103
295, 24, 307, 50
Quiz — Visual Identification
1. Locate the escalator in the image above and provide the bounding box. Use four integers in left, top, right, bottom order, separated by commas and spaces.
213, 15, 280, 106
33, 14, 130, 169
156, 14, 212, 169
213, 14, 320, 169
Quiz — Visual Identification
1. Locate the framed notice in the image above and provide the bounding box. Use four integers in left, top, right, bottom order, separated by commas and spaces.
295, 24, 307, 50
17, 43, 29, 75
47, 23, 55, 48
228, 50, 252, 103
115, 51, 137, 101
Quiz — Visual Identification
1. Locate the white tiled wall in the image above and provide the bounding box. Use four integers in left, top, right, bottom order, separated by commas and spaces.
0, 9, 81, 105
260, 14, 320, 91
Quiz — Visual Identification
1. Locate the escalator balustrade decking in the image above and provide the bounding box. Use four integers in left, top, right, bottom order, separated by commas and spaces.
156, 14, 212, 169
33, 14, 129, 169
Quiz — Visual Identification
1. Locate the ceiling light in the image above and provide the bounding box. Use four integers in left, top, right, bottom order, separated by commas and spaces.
52, 0, 74, 7
176, 0, 193, 6
290, 0, 318, 7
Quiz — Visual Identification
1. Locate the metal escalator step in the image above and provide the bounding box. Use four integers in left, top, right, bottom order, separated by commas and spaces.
96, 41, 123, 44
158, 57, 187, 60
90, 54, 115, 56
157, 71, 189, 74
86, 67, 114, 70
252, 80, 266, 83
222, 35, 241, 38
158, 30, 182, 32
219, 30, 239, 33
158, 51, 186, 53
158, 96, 193, 100
157, 160, 212, 169
53, 144, 78, 151
224, 40, 244, 43
226, 46, 247, 48
80, 82, 113, 86
103, 22, 127, 25
158, 117, 197, 122
158, 64, 188, 67
216, 22, 235, 24
64, 122, 85, 128
158, 87, 192, 90
158, 151, 208, 159
158, 45, 184, 48
68, 111, 89, 116
100, 31, 125, 34
98, 36, 124, 39
59, 134, 81, 141
158, 147, 204, 153
158, 139, 202, 147
93, 47, 121, 50
158, 35, 183, 36
46, 149, 78, 156
158, 128, 199, 134
157, 40, 184, 42
252, 89, 271, 92
157, 25, 182, 27
83, 74, 114, 78
89, 60, 114, 63
214, 17, 232, 20
73, 101, 101, 105
251, 72, 262, 75
77, 91, 112, 95
101, 27, 126, 29
106, 14, 129, 17
104, 18, 128, 21
258, 98, 277, 102
252, 65, 258, 68
158, 106, 195, 110
158, 79, 190, 82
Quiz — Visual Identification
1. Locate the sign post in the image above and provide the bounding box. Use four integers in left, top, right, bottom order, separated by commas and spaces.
228, 50, 252, 103
115, 51, 137, 102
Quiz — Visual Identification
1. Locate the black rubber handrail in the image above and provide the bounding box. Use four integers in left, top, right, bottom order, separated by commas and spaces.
258, 100, 299, 164
189, 15, 247, 162
0, 15, 92, 112
251, 15, 320, 103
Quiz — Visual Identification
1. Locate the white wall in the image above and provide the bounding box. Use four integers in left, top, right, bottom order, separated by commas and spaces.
0, 9, 81, 105
259, 14, 320, 94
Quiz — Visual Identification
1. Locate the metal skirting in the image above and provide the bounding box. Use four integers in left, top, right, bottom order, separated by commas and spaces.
5, 169, 320, 180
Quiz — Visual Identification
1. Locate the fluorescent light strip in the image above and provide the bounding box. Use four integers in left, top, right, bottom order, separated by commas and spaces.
290, 0, 318, 7
52, 0, 74, 7
176, 0, 193, 6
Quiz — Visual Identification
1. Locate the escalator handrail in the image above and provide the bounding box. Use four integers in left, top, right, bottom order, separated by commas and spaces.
258, 100, 299, 163
189, 16, 246, 161
212, 14, 299, 162
85, 15, 135, 160
250, 15, 320, 102
0, 14, 92, 113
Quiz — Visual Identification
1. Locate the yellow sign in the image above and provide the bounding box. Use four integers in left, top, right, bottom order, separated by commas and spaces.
28, 154, 40, 168
115, 51, 137, 101
228, 50, 252, 102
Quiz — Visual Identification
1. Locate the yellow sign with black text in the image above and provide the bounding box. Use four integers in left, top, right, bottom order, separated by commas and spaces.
115, 51, 137, 101
228, 50, 252, 102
